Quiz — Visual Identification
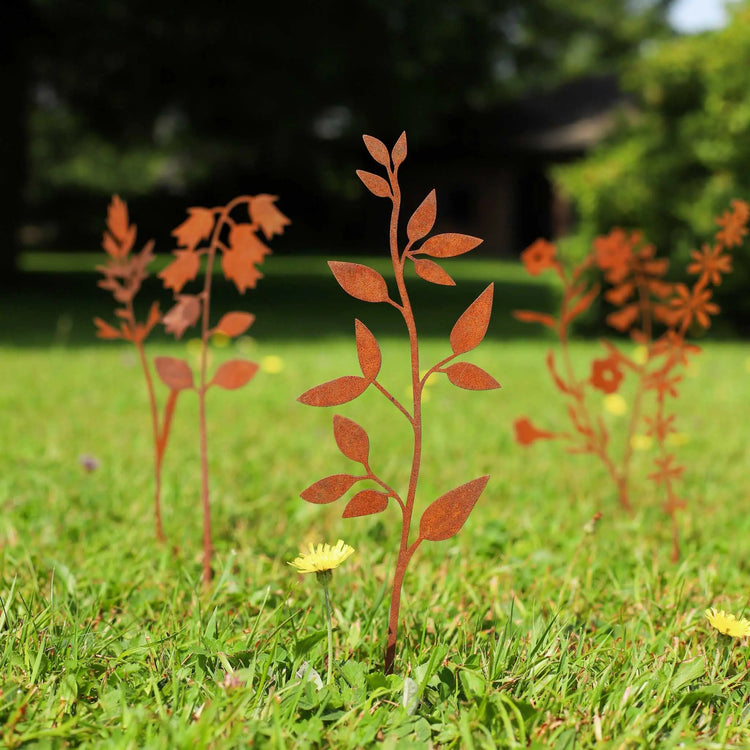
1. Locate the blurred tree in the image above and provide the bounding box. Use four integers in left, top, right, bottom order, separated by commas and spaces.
7, 0, 674, 263
556, 1, 750, 331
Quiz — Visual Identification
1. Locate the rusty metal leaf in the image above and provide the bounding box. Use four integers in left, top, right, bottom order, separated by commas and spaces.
355, 319, 382, 380
301, 474, 360, 504
419, 476, 489, 542
154, 356, 194, 391
356, 170, 391, 198
417, 233, 482, 258
107, 195, 130, 242
159, 250, 201, 293
248, 194, 290, 240
444, 362, 501, 391
329, 261, 390, 303
333, 414, 370, 464
215, 311, 255, 337
513, 310, 557, 329
211, 360, 258, 390
172, 207, 215, 249
163, 294, 201, 339
392, 132, 407, 167
221, 246, 264, 293
363, 135, 391, 167
449, 283, 494, 355
407, 190, 437, 243
343, 490, 389, 518
413, 258, 455, 286
145, 301, 162, 332
94, 317, 122, 339
298, 376, 369, 407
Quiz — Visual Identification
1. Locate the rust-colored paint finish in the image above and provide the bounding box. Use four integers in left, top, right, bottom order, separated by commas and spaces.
513, 200, 748, 562
298, 133, 500, 674
97, 194, 289, 583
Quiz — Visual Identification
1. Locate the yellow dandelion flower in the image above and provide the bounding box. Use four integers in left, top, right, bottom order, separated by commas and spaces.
212, 332, 231, 348
289, 540, 355, 575
603, 393, 627, 416
666, 432, 690, 447
630, 434, 653, 451
633, 345, 649, 365
261, 355, 284, 374
419, 369, 440, 387
705, 608, 750, 638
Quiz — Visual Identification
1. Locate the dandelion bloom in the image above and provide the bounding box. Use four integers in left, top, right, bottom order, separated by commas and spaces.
670, 284, 719, 329
289, 540, 355, 575
705, 608, 750, 638
603, 393, 627, 416
590, 356, 624, 394
520, 239, 557, 276
687, 243, 732, 286
514, 417, 556, 446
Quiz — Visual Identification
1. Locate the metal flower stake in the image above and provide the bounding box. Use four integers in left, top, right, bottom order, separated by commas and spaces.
95, 196, 170, 542
298, 133, 500, 674
157, 194, 289, 583
513, 200, 748, 561
96, 194, 289, 581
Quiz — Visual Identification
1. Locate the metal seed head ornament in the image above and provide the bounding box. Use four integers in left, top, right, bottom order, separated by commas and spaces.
513, 200, 748, 562
298, 132, 500, 674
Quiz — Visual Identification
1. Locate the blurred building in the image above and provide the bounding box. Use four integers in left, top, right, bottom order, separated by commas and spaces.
412, 74, 627, 256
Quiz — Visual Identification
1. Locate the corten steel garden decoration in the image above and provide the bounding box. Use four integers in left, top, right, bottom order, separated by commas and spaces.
513, 199, 748, 561
298, 132, 500, 674
95, 196, 170, 542
97, 194, 289, 582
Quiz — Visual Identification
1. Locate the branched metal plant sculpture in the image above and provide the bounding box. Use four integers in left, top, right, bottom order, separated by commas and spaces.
514, 200, 748, 561
299, 133, 500, 674
95, 196, 170, 542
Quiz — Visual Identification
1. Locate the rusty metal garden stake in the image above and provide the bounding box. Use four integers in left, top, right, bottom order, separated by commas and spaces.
514, 200, 748, 560
157, 194, 289, 583
299, 133, 500, 673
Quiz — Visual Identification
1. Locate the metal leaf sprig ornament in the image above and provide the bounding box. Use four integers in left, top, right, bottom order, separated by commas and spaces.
514, 199, 748, 561
298, 133, 500, 674
157, 194, 289, 584
95, 196, 170, 542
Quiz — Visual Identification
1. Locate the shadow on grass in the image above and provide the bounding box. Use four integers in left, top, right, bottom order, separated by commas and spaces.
2, 257, 560, 347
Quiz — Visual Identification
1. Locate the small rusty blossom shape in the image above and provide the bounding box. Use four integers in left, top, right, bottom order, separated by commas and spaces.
687, 243, 732, 286
705, 608, 750, 638
288, 540, 355, 575
520, 239, 558, 276
670, 284, 720, 329
590, 356, 624, 394
514, 417, 556, 445
715, 199, 750, 248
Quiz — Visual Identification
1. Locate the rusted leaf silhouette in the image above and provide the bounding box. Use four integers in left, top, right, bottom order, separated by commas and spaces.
343, 490, 389, 518
163, 295, 201, 339
298, 133, 499, 674
298, 376, 369, 407
417, 233, 482, 258
513, 310, 557, 329
444, 362, 501, 391
329, 261, 391, 303
211, 360, 258, 390
355, 320, 382, 381
333, 415, 370, 465
248, 195, 290, 240
215, 312, 255, 337
356, 170, 391, 198
419, 476, 490, 542
173, 207, 215, 249
301, 474, 361, 504
413, 258, 455, 286
513, 199, 748, 562
155, 356, 194, 391
450, 284, 494, 355
407, 191, 437, 242
159, 250, 202, 293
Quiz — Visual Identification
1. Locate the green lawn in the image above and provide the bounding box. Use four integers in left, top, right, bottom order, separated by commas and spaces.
1, 255, 750, 747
